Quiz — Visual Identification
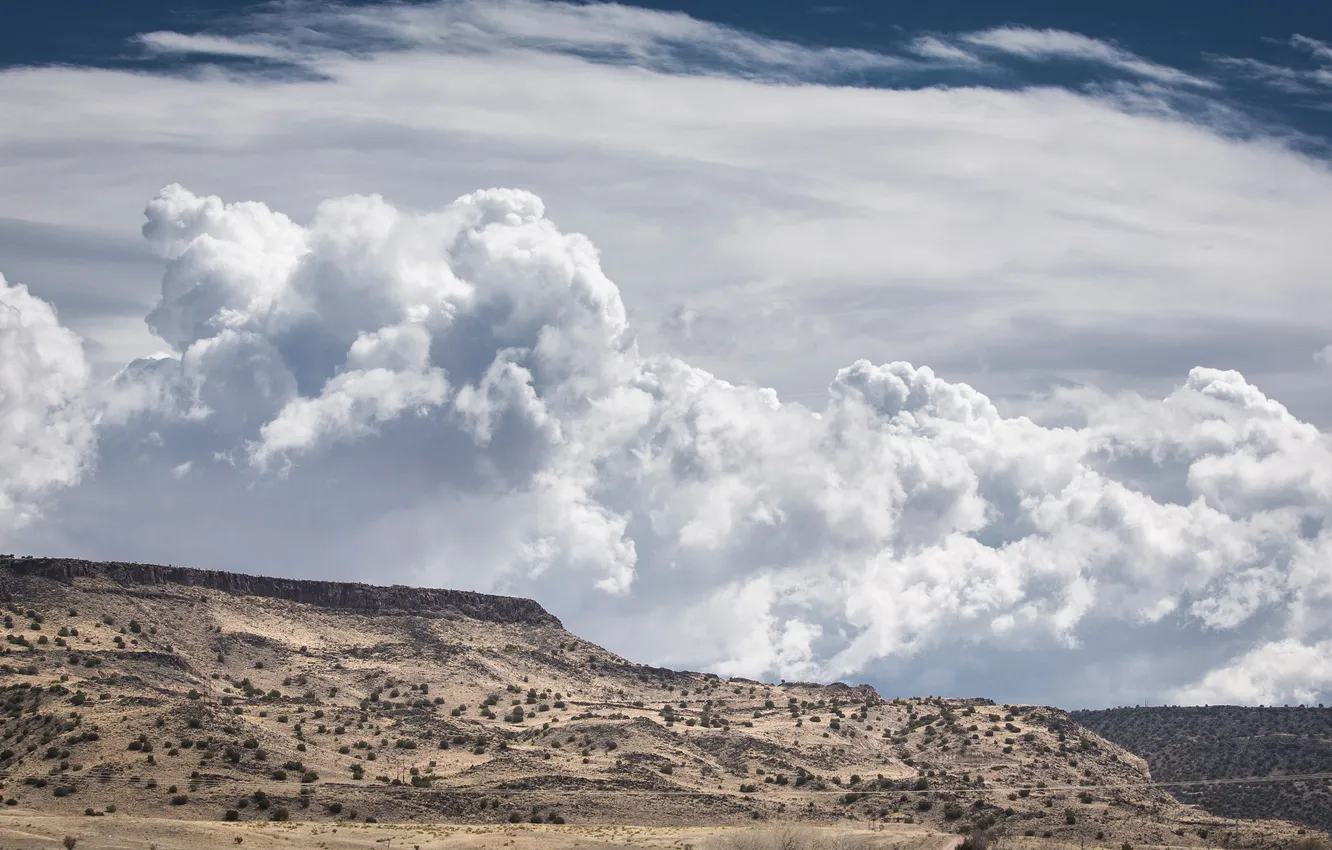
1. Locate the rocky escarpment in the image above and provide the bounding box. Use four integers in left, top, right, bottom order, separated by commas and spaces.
0, 555, 560, 626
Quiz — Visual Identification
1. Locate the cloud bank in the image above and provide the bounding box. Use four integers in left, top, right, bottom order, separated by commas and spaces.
4, 183, 1331, 708
4, 0, 1332, 708
0, 276, 93, 534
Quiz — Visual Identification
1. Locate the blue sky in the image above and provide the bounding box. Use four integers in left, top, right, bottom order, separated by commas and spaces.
3, 0, 1332, 708
12, 0, 1332, 143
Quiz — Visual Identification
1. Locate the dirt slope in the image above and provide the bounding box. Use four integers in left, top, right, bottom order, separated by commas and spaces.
0, 556, 1316, 848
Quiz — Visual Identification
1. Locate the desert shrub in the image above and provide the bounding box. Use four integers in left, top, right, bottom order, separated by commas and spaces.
959, 834, 990, 850
170, 795, 189, 805
224, 809, 239, 821
271, 807, 290, 822
711, 826, 872, 850
63, 838, 77, 850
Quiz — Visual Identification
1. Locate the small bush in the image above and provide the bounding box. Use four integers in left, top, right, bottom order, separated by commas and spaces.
959, 833, 990, 850
170, 795, 189, 806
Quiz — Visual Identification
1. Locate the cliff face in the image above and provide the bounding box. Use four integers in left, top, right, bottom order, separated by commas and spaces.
0, 556, 560, 627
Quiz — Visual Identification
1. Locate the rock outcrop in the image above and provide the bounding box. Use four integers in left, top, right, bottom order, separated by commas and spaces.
0, 555, 560, 626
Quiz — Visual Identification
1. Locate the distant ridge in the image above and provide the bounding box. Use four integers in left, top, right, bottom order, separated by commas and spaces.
0, 555, 560, 627
1072, 705, 1332, 834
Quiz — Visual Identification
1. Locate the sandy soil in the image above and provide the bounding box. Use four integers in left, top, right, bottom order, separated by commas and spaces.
0, 817, 960, 850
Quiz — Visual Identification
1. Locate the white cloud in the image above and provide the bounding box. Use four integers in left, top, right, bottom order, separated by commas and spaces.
236, 0, 906, 82
2, 1, 1332, 706
1292, 34, 1332, 64
0, 275, 95, 534
909, 36, 983, 66
960, 27, 1215, 88
1316, 344, 1332, 367
1172, 638, 1332, 705
11, 182, 1332, 706
1209, 34, 1332, 95
132, 31, 292, 61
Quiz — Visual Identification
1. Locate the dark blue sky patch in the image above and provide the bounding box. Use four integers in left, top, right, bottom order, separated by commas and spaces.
7, 0, 1332, 141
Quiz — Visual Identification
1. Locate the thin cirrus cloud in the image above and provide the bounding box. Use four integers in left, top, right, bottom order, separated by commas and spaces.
1, 0, 1331, 708
132, 31, 293, 61
907, 36, 984, 66
229, 0, 911, 81
957, 26, 1218, 88
1209, 34, 1332, 95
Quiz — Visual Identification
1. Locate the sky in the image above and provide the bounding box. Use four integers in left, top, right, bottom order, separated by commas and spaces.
3, 0, 1332, 710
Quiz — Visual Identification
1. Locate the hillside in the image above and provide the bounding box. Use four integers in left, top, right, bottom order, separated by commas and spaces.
1072, 707, 1332, 834
0, 556, 1317, 848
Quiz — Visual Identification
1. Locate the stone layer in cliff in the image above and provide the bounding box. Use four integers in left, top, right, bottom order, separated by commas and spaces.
0, 556, 560, 627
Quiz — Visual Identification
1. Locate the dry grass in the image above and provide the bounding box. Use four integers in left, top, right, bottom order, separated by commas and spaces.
0, 818, 951, 850
0, 561, 1324, 848
713, 826, 880, 850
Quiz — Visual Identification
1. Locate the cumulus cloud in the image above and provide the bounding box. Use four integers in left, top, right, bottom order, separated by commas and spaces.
1173, 639, 1332, 706
10, 184, 1332, 706
4, 0, 1332, 706
0, 275, 95, 534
